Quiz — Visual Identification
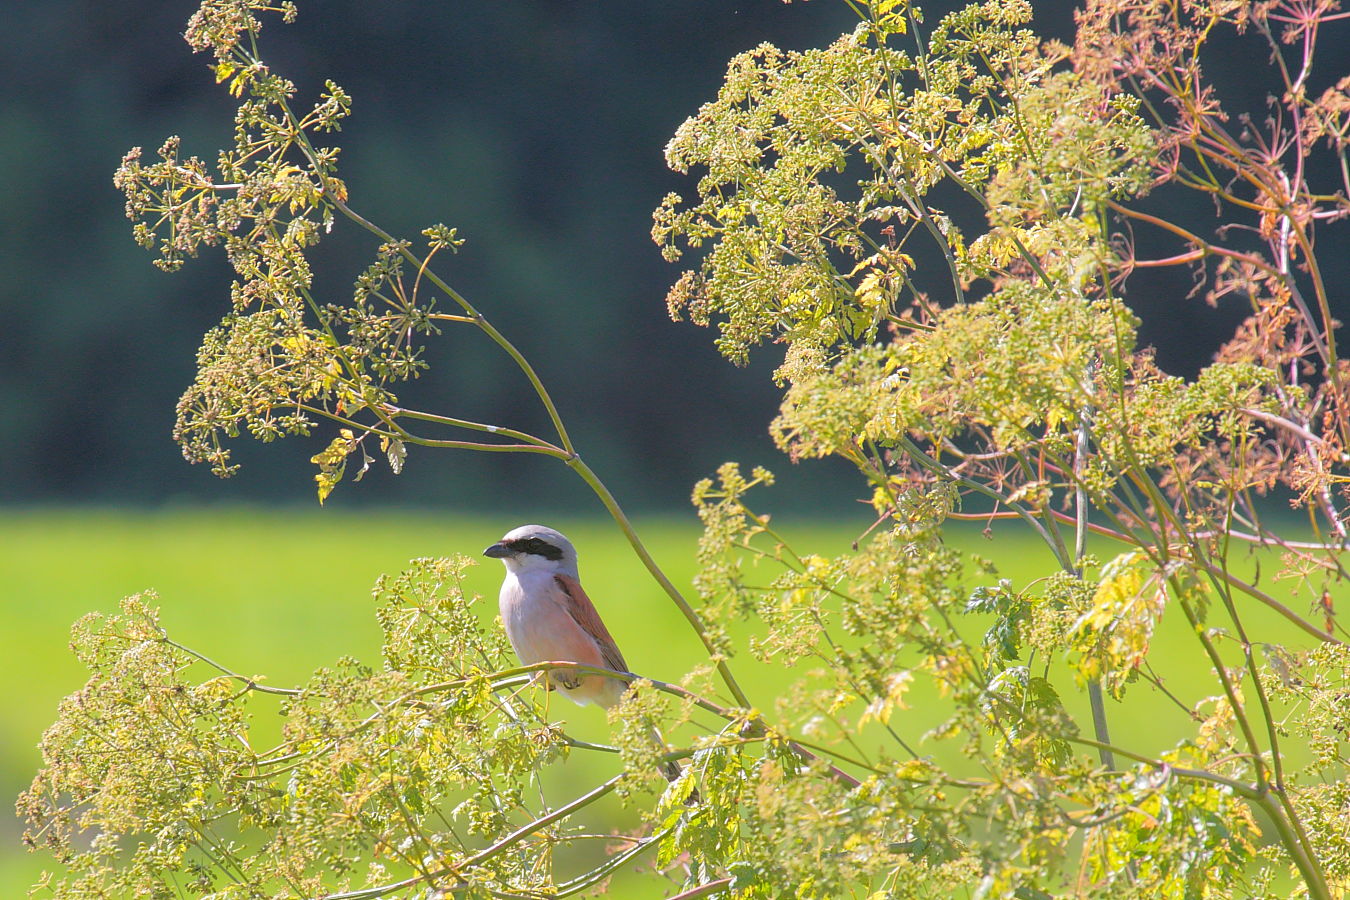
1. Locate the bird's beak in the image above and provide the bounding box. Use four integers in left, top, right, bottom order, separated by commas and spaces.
483, 542, 512, 559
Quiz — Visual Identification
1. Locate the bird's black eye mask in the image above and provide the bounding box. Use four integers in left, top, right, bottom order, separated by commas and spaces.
507, 537, 564, 561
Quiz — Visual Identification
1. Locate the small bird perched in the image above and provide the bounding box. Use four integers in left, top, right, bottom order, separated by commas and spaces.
484, 524, 685, 785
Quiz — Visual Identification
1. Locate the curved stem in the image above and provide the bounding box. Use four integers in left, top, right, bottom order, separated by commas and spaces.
162, 638, 301, 697
1065, 737, 1258, 798
278, 97, 576, 457
384, 403, 561, 449
318, 775, 624, 900
564, 454, 754, 709
1250, 787, 1334, 900
667, 878, 733, 900
1197, 563, 1343, 645
299, 405, 565, 457
489, 661, 859, 787
283, 109, 754, 711
326, 193, 579, 455
553, 827, 669, 898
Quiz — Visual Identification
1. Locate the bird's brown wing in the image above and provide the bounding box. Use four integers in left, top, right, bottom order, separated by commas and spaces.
553, 573, 628, 674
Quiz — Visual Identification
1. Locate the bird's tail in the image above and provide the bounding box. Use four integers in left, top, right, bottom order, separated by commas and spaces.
605, 685, 698, 800
658, 758, 684, 784
650, 726, 699, 804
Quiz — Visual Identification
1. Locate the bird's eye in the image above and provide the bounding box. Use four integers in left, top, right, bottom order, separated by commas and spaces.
509, 537, 563, 560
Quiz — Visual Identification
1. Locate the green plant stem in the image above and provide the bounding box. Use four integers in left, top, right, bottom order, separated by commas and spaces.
981, 497, 1341, 643
564, 454, 755, 709
1085, 685, 1112, 768
319, 775, 624, 900
1065, 737, 1257, 798
1132, 487, 1271, 777
667, 878, 733, 900
297, 403, 563, 457
1251, 789, 1334, 900
1075, 393, 1115, 770
283, 85, 580, 460
161, 637, 301, 697
288, 113, 755, 711
383, 403, 561, 449
324, 194, 576, 449
495, 659, 861, 788
552, 827, 670, 897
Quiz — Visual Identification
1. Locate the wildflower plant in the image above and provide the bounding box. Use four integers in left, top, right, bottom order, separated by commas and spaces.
19, 0, 1350, 898
658, 0, 1350, 895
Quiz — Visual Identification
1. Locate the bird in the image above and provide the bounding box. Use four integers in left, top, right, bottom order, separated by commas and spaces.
484, 524, 686, 786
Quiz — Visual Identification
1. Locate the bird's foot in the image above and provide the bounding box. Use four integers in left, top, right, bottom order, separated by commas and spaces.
553, 672, 582, 690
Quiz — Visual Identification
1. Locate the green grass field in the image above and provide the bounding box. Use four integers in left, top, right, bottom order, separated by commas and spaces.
0, 507, 1320, 896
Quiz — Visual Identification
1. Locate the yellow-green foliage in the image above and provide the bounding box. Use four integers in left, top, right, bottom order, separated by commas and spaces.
653, 0, 1350, 895
20, 561, 576, 897
24, 0, 1350, 897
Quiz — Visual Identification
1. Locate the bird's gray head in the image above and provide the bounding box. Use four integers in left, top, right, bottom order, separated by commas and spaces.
483, 524, 579, 576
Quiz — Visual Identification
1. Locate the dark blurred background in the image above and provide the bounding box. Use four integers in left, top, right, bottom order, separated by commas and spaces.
1, 0, 1341, 516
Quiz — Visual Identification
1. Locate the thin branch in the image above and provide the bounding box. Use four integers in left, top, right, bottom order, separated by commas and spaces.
1075, 386, 1114, 770
384, 403, 562, 450
668, 878, 733, 900
1197, 563, 1343, 645
1064, 737, 1259, 799
318, 776, 624, 900
563, 455, 755, 710
161, 638, 301, 697
552, 828, 668, 898
495, 661, 862, 788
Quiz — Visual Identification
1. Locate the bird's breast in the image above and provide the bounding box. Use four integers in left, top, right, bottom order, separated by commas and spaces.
499, 572, 600, 667
499, 571, 619, 706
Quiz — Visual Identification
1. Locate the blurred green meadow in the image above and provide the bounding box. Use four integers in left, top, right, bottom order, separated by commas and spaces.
1, 508, 1319, 895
